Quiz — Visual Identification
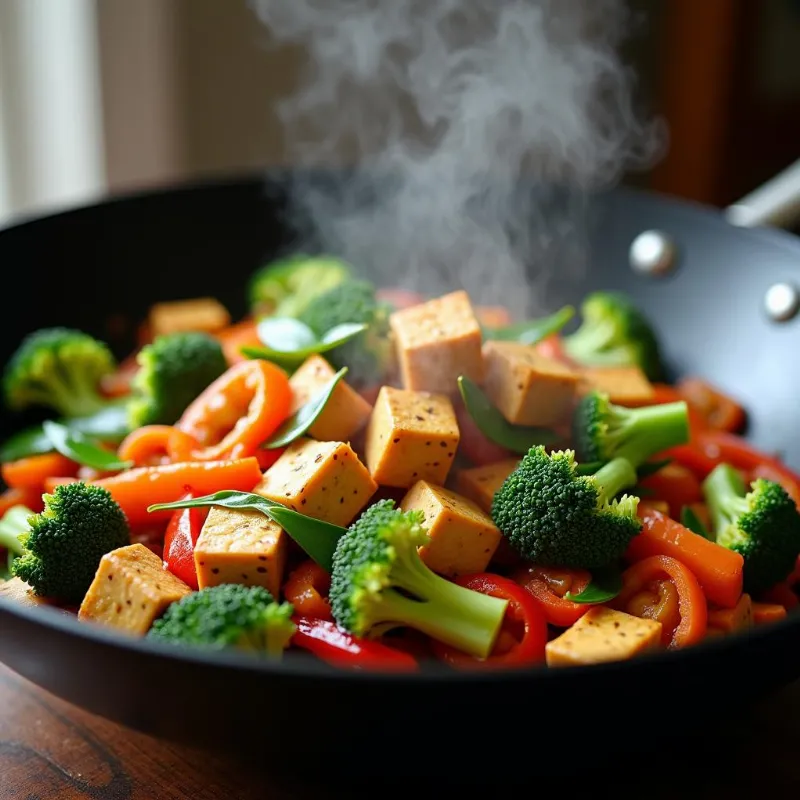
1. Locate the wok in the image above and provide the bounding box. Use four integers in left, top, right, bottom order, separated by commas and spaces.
1, 169, 799, 774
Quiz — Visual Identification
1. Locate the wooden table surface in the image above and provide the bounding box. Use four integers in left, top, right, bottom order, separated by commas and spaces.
1, 662, 800, 799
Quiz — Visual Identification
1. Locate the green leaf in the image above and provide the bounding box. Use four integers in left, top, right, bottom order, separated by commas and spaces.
242, 318, 368, 367
42, 421, 133, 472
483, 305, 575, 344
147, 490, 346, 572
681, 505, 712, 539
457, 375, 560, 454
263, 367, 348, 449
564, 565, 623, 604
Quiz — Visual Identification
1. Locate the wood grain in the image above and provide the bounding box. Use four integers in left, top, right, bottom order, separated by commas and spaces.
1, 661, 800, 799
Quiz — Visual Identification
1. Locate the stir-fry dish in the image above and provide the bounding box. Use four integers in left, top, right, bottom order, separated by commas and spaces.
1, 255, 799, 672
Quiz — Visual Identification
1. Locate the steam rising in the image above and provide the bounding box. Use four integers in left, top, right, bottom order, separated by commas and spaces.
250, 0, 663, 317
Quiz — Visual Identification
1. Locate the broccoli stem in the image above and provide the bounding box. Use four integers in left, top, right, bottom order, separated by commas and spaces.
703, 463, 750, 547
0, 506, 32, 556
592, 457, 638, 505
563, 318, 623, 363
611, 401, 689, 466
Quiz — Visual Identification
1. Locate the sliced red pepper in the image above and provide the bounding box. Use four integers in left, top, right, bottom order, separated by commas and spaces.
649, 384, 708, 433
659, 444, 720, 481
430, 573, 547, 669
283, 560, 332, 621
510, 564, 592, 627
162, 490, 208, 590
290, 616, 418, 672
615, 555, 707, 648
676, 377, 746, 433
638, 462, 703, 518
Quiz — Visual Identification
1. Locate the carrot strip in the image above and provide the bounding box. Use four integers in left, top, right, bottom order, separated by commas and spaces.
117, 425, 175, 467
283, 560, 332, 620
752, 602, 787, 625
626, 506, 744, 608
92, 457, 263, 526
2, 453, 78, 490
215, 319, 261, 366
43, 477, 80, 493
0, 486, 43, 516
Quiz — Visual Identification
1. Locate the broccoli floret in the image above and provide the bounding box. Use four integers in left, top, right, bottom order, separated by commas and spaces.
491, 446, 641, 568
3, 327, 116, 418
0, 505, 31, 577
148, 584, 295, 658
703, 463, 800, 595
573, 390, 689, 465
562, 291, 665, 381
298, 279, 393, 386
330, 499, 508, 658
1, 482, 130, 604
248, 254, 352, 317
127, 332, 228, 428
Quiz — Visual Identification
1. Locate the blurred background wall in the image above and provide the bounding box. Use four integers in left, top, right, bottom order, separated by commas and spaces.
1, 0, 799, 225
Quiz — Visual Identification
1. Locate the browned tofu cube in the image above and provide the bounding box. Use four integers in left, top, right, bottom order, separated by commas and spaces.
364, 386, 460, 488
579, 366, 654, 406
255, 438, 377, 527
288, 355, 372, 442
455, 459, 520, 514
148, 297, 231, 337
399, 481, 502, 577
78, 544, 192, 635
545, 607, 662, 667
389, 290, 484, 394
707, 594, 753, 634
482, 342, 580, 426
194, 506, 289, 598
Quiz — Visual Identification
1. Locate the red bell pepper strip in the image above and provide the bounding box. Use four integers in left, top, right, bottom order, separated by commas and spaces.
117, 425, 175, 467
615, 555, 708, 648
638, 462, 703, 519
283, 559, 332, 621
510, 564, 592, 627
291, 616, 418, 672
660, 444, 720, 481
430, 573, 548, 669
676, 377, 746, 433
760, 582, 799, 610
162, 491, 208, 590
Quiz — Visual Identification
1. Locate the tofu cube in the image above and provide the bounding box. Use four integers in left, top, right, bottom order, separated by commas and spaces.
78, 544, 192, 635
390, 290, 484, 394
399, 480, 502, 577
579, 366, 654, 406
364, 386, 460, 488
255, 438, 377, 527
0, 577, 60, 609
288, 354, 372, 442
455, 459, 520, 514
148, 297, 231, 337
545, 607, 663, 667
194, 506, 289, 598
707, 594, 753, 634
482, 342, 580, 426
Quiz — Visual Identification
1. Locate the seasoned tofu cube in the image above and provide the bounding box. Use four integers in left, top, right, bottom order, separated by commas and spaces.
78, 544, 192, 635
579, 366, 654, 406
390, 290, 484, 394
289, 354, 372, 442
364, 386, 460, 488
399, 480, 502, 577
255, 438, 377, 527
194, 506, 288, 598
708, 594, 753, 634
545, 607, 662, 667
148, 297, 231, 337
482, 342, 580, 426
455, 459, 520, 514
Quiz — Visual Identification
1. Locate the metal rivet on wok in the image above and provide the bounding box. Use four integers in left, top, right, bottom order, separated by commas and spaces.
629, 230, 677, 276
764, 282, 800, 322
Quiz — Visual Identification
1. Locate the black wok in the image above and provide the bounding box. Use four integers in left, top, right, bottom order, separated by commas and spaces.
1, 171, 799, 774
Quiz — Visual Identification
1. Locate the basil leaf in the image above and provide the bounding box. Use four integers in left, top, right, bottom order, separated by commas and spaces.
42, 421, 132, 472
564, 565, 623, 604
483, 305, 574, 344
263, 368, 348, 449
147, 490, 346, 572
243, 319, 367, 367
681, 505, 712, 539
457, 375, 560, 454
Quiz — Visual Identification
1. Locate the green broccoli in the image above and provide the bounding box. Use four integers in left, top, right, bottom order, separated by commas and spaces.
491, 446, 641, 568
3, 327, 117, 418
248, 254, 352, 318
562, 291, 665, 381
0, 483, 130, 604
572, 390, 689, 465
298, 279, 393, 386
0, 505, 30, 577
702, 463, 800, 595
329, 499, 508, 658
148, 584, 295, 658
127, 332, 228, 428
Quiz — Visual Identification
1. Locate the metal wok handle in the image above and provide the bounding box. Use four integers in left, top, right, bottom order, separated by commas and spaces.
725, 158, 800, 228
